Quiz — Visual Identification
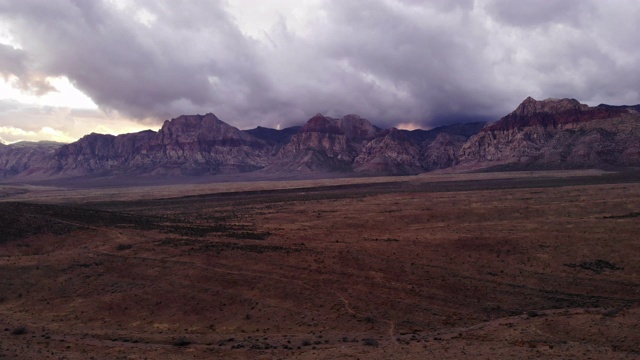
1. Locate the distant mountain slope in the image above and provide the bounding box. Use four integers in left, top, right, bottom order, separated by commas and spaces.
0, 97, 639, 181
353, 128, 423, 175
269, 114, 380, 172
0, 141, 62, 178
459, 97, 640, 170
8, 141, 66, 148
21, 113, 272, 178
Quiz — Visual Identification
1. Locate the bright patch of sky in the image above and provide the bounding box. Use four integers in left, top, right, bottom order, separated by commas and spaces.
226, 0, 323, 40
0, 76, 98, 110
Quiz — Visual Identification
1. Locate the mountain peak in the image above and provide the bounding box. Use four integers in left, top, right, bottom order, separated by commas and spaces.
163, 113, 222, 127
337, 115, 378, 140
514, 97, 587, 117
301, 114, 342, 134
155, 112, 259, 145
483, 97, 624, 132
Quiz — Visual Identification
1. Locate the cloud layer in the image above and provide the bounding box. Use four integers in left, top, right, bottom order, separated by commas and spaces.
1, 0, 639, 138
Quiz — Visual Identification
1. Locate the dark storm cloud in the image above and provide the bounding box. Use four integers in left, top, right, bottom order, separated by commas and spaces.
0, 0, 268, 123
312, 1, 507, 123
0, 43, 55, 95
1, 0, 639, 132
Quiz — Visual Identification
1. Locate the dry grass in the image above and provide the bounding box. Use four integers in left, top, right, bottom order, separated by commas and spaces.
0, 170, 638, 359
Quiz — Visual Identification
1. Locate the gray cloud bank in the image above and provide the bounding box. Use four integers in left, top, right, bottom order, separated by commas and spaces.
1, 0, 639, 131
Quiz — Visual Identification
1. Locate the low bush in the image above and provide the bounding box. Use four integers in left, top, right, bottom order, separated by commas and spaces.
362, 338, 379, 347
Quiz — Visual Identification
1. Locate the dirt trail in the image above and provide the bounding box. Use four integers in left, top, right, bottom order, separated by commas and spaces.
418, 307, 633, 341
98, 247, 400, 343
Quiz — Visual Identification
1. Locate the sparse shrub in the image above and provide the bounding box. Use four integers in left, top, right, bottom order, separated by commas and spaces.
363, 338, 379, 347
173, 338, 191, 347
116, 244, 132, 251
11, 326, 27, 335
226, 231, 271, 240
603, 308, 622, 317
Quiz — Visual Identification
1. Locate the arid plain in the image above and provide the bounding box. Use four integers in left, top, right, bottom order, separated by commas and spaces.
1, 170, 639, 359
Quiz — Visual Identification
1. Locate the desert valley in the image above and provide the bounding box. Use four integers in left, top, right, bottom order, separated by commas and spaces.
3, 1, 640, 358
1, 97, 639, 358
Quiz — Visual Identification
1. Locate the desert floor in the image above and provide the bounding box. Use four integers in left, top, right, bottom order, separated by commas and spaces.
1, 170, 639, 359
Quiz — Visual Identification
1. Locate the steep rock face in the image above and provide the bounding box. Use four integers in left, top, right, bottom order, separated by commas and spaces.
300, 114, 343, 134
152, 114, 260, 146
421, 133, 468, 170
52, 131, 156, 176
353, 129, 423, 174
337, 114, 379, 140
144, 113, 271, 175
0, 142, 62, 178
486, 97, 627, 131
459, 97, 640, 169
274, 132, 356, 172
273, 114, 379, 171
50, 113, 271, 177
345, 121, 485, 175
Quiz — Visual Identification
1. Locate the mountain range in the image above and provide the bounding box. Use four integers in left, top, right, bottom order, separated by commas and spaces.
1, 97, 639, 181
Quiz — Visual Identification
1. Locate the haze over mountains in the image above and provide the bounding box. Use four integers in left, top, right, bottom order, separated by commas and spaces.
1, 97, 639, 181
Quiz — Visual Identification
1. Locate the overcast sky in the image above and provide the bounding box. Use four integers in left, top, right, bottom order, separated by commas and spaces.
1, 0, 639, 143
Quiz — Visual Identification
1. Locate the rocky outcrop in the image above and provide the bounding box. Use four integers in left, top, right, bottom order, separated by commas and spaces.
353, 129, 423, 175
277, 116, 485, 175
37, 113, 272, 178
0, 141, 62, 178
459, 97, 640, 169
421, 133, 469, 170
52, 131, 156, 177
271, 114, 380, 172
144, 114, 271, 175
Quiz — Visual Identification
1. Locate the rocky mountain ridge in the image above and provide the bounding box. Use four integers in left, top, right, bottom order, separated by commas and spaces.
1, 97, 639, 181
459, 98, 640, 170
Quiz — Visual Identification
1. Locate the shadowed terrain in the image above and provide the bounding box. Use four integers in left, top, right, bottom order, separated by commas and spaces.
0, 170, 639, 359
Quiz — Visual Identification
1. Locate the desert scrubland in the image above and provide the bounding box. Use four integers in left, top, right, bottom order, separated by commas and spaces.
1, 170, 639, 359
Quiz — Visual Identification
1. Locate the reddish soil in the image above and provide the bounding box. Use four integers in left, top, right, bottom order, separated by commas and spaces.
0, 172, 639, 359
